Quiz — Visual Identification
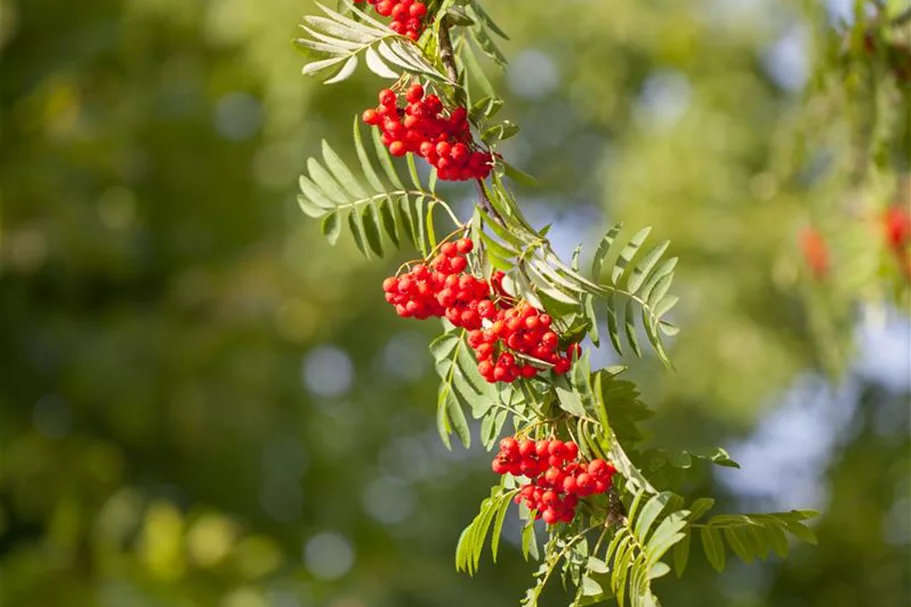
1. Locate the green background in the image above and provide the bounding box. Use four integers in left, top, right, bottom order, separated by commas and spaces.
1, 1, 909, 606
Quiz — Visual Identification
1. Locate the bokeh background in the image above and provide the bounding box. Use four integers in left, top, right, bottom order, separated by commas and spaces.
1, 0, 909, 606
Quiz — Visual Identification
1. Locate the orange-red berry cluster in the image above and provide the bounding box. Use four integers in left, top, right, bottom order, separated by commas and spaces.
382, 238, 490, 329
353, 0, 428, 40
467, 297, 578, 383
362, 85, 493, 181
493, 437, 616, 525
885, 206, 911, 278
799, 227, 829, 280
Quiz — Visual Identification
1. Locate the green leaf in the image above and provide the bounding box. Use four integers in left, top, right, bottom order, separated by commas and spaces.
501, 160, 539, 187
644, 511, 688, 566
687, 498, 715, 522
297, 194, 326, 218
321, 213, 341, 245
626, 241, 669, 294
633, 493, 672, 540
646, 562, 671, 580
700, 526, 726, 572
371, 125, 404, 189
554, 376, 588, 418
469, 95, 504, 121
364, 45, 399, 78
605, 293, 623, 356
522, 522, 538, 561
324, 55, 360, 84
672, 530, 690, 578
481, 120, 520, 145
353, 117, 385, 192
491, 493, 512, 563
724, 527, 755, 564
623, 300, 642, 357
378, 197, 400, 248
361, 203, 384, 256
581, 575, 604, 596
347, 208, 369, 258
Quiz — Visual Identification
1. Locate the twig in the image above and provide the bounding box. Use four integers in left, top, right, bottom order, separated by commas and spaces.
475, 178, 507, 226
437, 15, 461, 91
437, 15, 509, 227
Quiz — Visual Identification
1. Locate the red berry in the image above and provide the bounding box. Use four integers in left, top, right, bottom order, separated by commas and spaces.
564, 442, 579, 460
554, 359, 571, 375
378, 88, 397, 107
382, 277, 398, 292
588, 459, 610, 478
456, 237, 474, 254
406, 83, 425, 102
563, 476, 577, 494
548, 440, 566, 458
499, 437, 518, 454
440, 242, 458, 257
389, 141, 407, 156
521, 365, 538, 378
492, 459, 507, 474
449, 256, 468, 273
476, 343, 494, 360
362, 108, 380, 125
519, 439, 536, 458
391, 3, 408, 19
467, 330, 484, 348
576, 473, 594, 494
409, 2, 427, 18
375, 0, 394, 16
478, 360, 494, 377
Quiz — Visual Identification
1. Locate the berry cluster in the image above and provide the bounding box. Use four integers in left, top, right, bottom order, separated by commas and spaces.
492, 437, 616, 525
467, 298, 578, 384
884, 205, 911, 278
382, 238, 491, 329
799, 226, 829, 280
382, 242, 576, 382
353, 0, 428, 40
362, 85, 493, 181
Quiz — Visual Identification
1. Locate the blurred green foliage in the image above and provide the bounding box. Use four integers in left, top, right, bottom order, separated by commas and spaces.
1, 0, 908, 606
